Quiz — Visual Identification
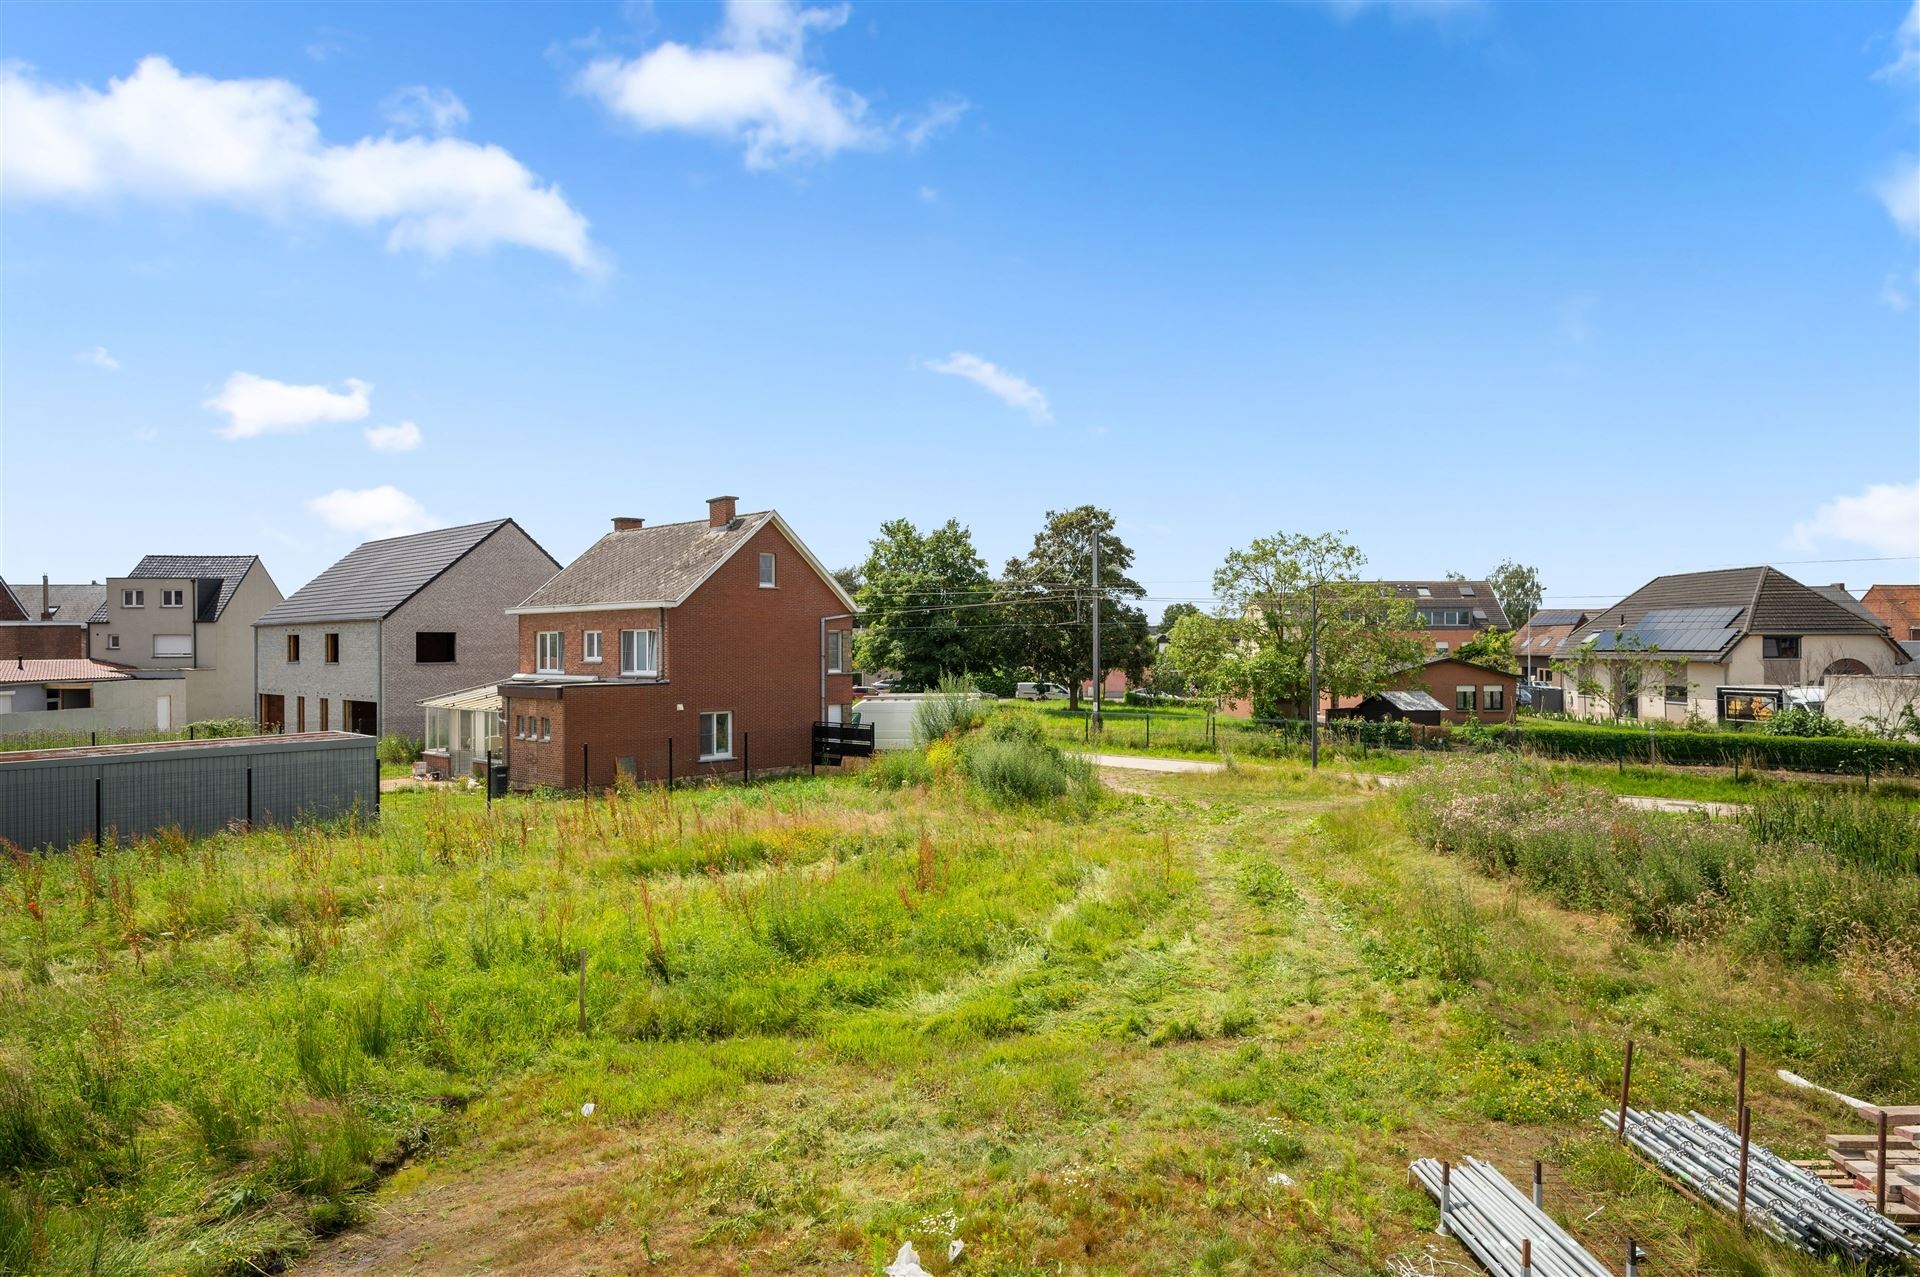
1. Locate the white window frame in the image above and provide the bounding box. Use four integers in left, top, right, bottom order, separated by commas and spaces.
122, 589, 144, 608
540, 717, 552, 741
1455, 685, 1477, 712
582, 630, 603, 664
536, 631, 563, 674
1483, 685, 1505, 712
826, 628, 849, 674
759, 552, 777, 588
152, 635, 192, 659
699, 710, 733, 760
620, 628, 659, 677
161, 589, 185, 608
106, 634, 121, 651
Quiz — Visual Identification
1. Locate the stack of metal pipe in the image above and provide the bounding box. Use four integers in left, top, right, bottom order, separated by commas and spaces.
1604, 1107, 1920, 1265
1410, 1157, 1618, 1277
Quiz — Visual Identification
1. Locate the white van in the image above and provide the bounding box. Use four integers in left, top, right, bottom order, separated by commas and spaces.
1015, 682, 1071, 700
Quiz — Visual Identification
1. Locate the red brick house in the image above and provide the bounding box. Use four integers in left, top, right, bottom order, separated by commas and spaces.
0, 577, 103, 661
1862, 584, 1920, 644
499, 497, 857, 790
1403, 655, 1518, 725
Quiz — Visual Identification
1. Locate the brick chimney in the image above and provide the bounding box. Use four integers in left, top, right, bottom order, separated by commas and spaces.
707, 495, 738, 528
612, 516, 645, 532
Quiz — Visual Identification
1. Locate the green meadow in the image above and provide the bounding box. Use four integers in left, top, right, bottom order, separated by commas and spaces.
0, 743, 1914, 1276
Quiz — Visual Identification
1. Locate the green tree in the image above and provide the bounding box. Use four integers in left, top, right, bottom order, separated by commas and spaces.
1157, 601, 1200, 635
851, 518, 993, 691
1157, 611, 1237, 701
1454, 627, 1518, 673
1486, 560, 1544, 628
998, 506, 1151, 709
1211, 531, 1427, 718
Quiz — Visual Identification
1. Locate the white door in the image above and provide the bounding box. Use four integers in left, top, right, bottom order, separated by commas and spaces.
827, 703, 843, 724
156, 696, 172, 731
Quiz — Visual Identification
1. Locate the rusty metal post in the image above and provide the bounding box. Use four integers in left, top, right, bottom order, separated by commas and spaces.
1532, 1159, 1543, 1208
1734, 1043, 1746, 1132
1519, 1238, 1531, 1277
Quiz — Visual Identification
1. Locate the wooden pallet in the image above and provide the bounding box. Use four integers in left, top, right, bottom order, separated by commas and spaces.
1794, 1160, 1920, 1227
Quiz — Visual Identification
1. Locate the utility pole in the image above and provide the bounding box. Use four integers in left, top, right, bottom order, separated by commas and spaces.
1090, 530, 1103, 732
1307, 584, 1320, 769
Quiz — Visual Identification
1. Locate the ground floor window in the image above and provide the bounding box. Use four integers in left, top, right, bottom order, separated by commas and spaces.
1454, 686, 1476, 712
700, 710, 733, 760
1482, 685, 1504, 711
539, 717, 551, 741
1665, 683, 1688, 704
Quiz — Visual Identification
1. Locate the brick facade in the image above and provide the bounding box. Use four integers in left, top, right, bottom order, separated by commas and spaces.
0, 626, 87, 661
1402, 657, 1517, 725
503, 519, 854, 789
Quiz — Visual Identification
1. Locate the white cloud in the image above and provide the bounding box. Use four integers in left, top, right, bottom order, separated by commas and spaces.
364, 420, 424, 452
1882, 270, 1913, 311
1, 57, 601, 272
1875, 154, 1919, 237
308, 485, 437, 539
75, 345, 120, 370
576, 0, 964, 169
916, 184, 939, 203
924, 352, 1052, 424
382, 85, 469, 135
1876, 0, 1920, 80
1790, 480, 1920, 557
206, 371, 372, 440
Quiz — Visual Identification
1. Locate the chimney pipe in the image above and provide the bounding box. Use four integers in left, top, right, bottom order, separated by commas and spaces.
612, 516, 645, 532
41, 574, 50, 622
707, 495, 738, 528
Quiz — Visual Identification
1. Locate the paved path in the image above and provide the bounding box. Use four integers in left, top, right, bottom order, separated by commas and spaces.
1615, 794, 1743, 818
1075, 752, 1225, 775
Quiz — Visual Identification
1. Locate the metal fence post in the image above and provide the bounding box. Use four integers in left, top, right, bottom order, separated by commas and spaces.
373, 755, 380, 817
666, 737, 674, 791
582, 743, 589, 803
1616, 1038, 1634, 1142
485, 749, 493, 810
743, 731, 750, 785
94, 776, 103, 848
246, 766, 254, 830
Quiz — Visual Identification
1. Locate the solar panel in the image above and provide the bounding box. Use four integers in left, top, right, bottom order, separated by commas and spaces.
1587, 605, 1742, 653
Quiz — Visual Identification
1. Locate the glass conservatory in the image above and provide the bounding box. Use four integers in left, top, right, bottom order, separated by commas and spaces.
420, 683, 505, 779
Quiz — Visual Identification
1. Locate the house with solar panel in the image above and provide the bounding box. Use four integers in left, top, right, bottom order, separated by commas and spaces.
85, 555, 283, 723
1555, 567, 1911, 723
253, 520, 559, 740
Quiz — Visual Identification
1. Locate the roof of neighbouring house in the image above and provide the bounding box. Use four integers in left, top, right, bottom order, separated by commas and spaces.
513, 510, 855, 613
0, 658, 134, 685
1374, 688, 1447, 713
419, 682, 505, 712
1864, 584, 1920, 626
91, 555, 263, 623
1, 579, 108, 624
257, 520, 536, 626
1565, 566, 1901, 660
1375, 580, 1511, 629
1811, 585, 1883, 626
1524, 608, 1589, 629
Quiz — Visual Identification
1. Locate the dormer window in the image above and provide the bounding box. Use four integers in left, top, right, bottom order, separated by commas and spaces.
759, 552, 777, 588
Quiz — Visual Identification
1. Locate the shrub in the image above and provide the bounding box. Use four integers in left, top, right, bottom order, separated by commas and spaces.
1761, 707, 1852, 738
377, 735, 424, 767
912, 675, 987, 747
960, 737, 1093, 805
1744, 787, 1918, 874
187, 717, 255, 739
1513, 721, 1920, 775
864, 749, 934, 790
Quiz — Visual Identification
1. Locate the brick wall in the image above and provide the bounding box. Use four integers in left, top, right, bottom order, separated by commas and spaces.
505, 519, 853, 788
256, 619, 381, 736
381, 523, 558, 740
0, 626, 87, 661
1408, 658, 1517, 725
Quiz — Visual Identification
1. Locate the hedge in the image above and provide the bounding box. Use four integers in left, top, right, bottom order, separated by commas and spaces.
1508, 721, 1920, 776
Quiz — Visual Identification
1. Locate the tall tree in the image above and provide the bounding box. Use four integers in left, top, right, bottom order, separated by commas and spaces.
1157, 611, 1237, 700
851, 518, 993, 690
998, 506, 1151, 708
1157, 601, 1200, 635
1211, 531, 1427, 718
1486, 560, 1544, 628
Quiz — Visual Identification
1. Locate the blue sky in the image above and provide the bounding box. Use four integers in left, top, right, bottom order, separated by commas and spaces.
3, 0, 1916, 616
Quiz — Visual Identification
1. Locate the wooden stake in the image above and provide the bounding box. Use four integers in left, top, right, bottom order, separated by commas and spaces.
1734, 1043, 1746, 1130
1616, 1038, 1635, 1142
1877, 1107, 1889, 1215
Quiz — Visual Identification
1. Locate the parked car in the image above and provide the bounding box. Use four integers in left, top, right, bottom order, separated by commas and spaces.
1015, 681, 1072, 700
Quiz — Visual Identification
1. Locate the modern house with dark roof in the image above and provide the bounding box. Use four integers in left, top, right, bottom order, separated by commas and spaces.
499, 496, 857, 790
254, 520, 559, 740
1374, 580, 1511, 656
86, 555, 282, 723
1557, 566, 1910, 723
0, 576, 108, 661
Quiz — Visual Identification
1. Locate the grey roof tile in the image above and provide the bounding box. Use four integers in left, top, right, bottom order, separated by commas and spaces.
121, 555, 261, 621
257, 520, 525, 625
516, 512, 775, 610
1, 580, 108, 623
1374, 580, 1512, 629
1569, 566, 1896, 656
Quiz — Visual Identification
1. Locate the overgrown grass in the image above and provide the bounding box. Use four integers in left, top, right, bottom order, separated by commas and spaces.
1397, 756, 1920, 963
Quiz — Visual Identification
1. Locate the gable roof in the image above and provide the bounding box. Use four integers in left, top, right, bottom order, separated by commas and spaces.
2, 580, 111, 625
94, 555, 263, 623
1525, 608, 1589, 629
1374, 688, 1447, 713
513, 510, 856, 614
0, 579, 24, 621
257, 520, 538, 626
1376, 580, 1511, 628
1566, 566, 1900, 660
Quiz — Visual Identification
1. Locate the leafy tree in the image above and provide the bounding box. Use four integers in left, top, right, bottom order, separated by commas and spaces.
1157, 602, 1200, 635
998, 506, 1151, 709
1157, 611, 1237, 701
1552, 631, 1685, 720
1486, 560, 1544, 628
1211, 531, 1427, 718
1454, 627, 1518, 674
851, 518, 993, 691
831, 565, 864, 598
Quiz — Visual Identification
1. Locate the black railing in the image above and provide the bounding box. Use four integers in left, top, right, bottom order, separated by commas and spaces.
812, 721, 875, 767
